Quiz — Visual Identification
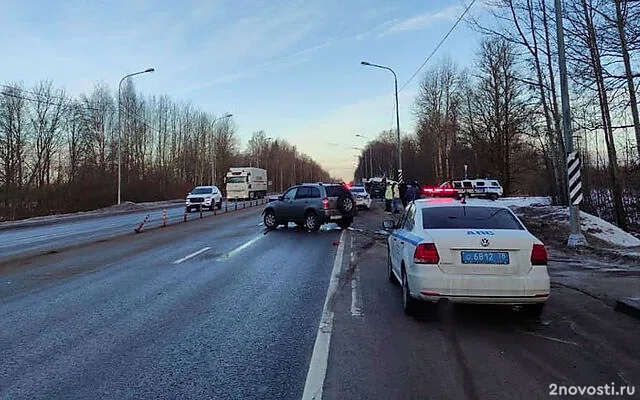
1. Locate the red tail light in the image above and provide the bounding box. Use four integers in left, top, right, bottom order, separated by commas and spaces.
322, 197, 329, 209
531, 244, 547, 265
414, 243, 440, 264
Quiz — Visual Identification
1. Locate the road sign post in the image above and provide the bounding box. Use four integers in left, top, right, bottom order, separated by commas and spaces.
556, 0, 587, 248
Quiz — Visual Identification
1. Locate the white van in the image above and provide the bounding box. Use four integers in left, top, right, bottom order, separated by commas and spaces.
451, 179, 503, 200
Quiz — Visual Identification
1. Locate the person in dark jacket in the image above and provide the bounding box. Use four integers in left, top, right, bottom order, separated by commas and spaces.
399, 182, 408, 207
406, 183, 418, 203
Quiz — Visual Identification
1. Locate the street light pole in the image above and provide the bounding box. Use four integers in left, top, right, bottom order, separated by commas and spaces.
117, 67, 154, 205
210, 113, 233, 186
361, 61, 402, 183
555, 0, 586, 248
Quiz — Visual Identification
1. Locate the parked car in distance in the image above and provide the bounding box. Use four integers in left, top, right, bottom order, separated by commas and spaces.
349, 185, 372, 210
262, 183, 357, 231
186, 186, 223, 212
450, 179, 504, 200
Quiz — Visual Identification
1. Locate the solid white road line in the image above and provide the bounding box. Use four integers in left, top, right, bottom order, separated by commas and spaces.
349, 237, 363, 317
350, 271, 363, 318
216, 235, 263, 261
173, 247, 211, 264
301, 230, 346, 400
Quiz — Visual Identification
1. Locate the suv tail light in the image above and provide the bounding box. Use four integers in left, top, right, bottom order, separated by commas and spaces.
322, 197, 329, 210
414, 243, 439, 264
531, 244, 547, 265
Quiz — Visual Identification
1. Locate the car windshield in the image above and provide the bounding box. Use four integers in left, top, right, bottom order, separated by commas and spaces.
226, 177, 246, 183
422, 206, 525, 230
191, 188, 212, 195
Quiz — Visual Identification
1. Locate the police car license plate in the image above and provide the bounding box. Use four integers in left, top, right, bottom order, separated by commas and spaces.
461, 251, 509, 265
330, 215, 342, 220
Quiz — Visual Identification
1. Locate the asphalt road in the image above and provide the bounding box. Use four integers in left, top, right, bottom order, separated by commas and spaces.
0, 205, 343, 399
1, 200, 638, 400
322, 201, 640, 400
0, 199, 264, 263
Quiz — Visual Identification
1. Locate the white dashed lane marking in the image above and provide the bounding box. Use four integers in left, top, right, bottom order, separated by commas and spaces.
173, 247, 211, 264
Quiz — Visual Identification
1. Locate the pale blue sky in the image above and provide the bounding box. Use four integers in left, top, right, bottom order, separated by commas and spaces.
0, 0, 492, 179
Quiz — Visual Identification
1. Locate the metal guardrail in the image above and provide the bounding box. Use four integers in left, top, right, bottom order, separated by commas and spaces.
136, 197, 269, 233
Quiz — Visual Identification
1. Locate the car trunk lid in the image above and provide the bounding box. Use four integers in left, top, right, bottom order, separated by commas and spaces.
428, 229, 536, 276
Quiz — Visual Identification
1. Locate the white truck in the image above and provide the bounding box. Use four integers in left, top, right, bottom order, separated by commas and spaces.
225, 167, 268, 200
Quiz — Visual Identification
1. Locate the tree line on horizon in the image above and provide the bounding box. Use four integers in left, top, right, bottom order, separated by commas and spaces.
354, 0, 639, 232
0, 80, 332, 221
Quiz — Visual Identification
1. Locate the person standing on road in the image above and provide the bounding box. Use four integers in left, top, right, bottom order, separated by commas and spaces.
399, 182, 408, 207
392, 183, 402, 214
406, 182, 418, 204
384, 182, 393, 213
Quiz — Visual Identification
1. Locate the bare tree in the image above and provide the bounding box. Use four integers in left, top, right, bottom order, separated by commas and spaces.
460, 38, 529, 195
565, 0, 628, 230
414, 58, 464, 182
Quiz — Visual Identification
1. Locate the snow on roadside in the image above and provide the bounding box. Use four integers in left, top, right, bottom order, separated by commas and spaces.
0, 199, 183, 227
578, 210, 640, 248
496, 196, 552, 207
508, 200, 640, 249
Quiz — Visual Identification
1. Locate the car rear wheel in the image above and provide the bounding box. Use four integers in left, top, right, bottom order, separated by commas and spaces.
521, 303, 545, 318
305, 211, 320, 232
337, 194, 354, 215
402, 269, 417, 316
263, 210, 278, 229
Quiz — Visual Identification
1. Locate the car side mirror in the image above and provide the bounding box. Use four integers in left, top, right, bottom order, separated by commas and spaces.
278, 195, 284, 201
382, 220, 395, 230
187, 192, 191, 196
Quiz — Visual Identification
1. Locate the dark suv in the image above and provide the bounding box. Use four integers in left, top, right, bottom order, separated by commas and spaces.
262, 183, 357, 231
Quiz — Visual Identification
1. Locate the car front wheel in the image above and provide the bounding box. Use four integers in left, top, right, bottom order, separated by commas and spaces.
387, 246, 397, 284
402, 269, 417, 316
264, 210, 278, 229
304, 212, 320, 232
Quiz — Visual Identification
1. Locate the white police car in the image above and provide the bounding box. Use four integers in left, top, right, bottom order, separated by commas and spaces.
349, 185, 372, 210
383, 198, 550, 317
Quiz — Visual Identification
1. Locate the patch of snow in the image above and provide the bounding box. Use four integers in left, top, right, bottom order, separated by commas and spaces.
496, 196, 552, 207
515, 204, 640, 248
579, 211, 640, 248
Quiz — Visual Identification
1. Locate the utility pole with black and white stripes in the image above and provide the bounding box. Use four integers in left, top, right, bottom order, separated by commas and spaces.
556, 0, 587, 247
